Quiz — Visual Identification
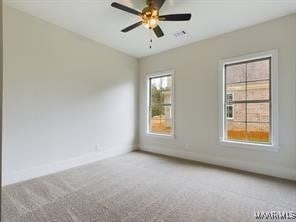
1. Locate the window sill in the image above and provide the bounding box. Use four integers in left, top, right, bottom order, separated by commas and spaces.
219, 139, 279, 152
146, 132, 175, 139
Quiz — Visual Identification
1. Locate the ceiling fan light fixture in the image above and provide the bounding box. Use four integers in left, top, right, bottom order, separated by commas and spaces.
142, 7, 159, 29
143, 17, 159, 29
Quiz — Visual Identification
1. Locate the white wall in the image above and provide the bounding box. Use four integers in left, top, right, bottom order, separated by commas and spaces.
139, 14, 296, 180
3, 5, 296, 184
3, 6, 138, 185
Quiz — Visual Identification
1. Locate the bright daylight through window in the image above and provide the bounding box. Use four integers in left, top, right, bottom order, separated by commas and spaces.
224, 57, 272, 145
147, 73, 173, 135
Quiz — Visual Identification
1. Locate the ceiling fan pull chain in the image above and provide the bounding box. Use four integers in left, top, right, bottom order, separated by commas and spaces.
149, 29, 153, 49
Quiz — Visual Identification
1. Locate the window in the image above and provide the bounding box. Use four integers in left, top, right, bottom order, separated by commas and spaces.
146, 71, 174, 136
226, 93, 234, 119
226, 105, 233, 119
226, 93, 233, 102
219, 50, 278, 150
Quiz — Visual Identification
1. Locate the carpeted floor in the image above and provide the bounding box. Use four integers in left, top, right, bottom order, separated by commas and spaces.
2, 151, 296, 222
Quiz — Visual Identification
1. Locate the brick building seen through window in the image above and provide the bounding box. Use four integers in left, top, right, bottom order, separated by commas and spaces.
225, 57, 271, 144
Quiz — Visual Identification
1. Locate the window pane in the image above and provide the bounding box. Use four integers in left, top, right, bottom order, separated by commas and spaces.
247, 103, 270, 122
163, 105, 173, 134
226, 121, 246, 141
162, 88, 172, 105
163, 105, 172, 120
150, 105, 164, 119
247, 123, 270, 143
246, 103, 270, 143
226, 63, 246, 84
226, 103, 246, 141
151, 76, 172, 105
160, 76, 172, 90
151, 78, 161, 89
247, 80, 269, 101
150, 105, 172, 134
150, 82, 163, 105
226, 82, 246, 101
247, 59, 270, 81
226, 105, 233, 118
166, 76, 172, 90
233, 103, 246, 122
161, 76, 172, 104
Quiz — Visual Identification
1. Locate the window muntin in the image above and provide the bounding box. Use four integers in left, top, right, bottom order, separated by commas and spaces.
224, 57, 271, 144
148, 74, 173, 135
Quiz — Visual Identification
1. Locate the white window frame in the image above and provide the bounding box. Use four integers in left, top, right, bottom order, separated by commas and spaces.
145, 70, 175, 138
218, 50, 279, 152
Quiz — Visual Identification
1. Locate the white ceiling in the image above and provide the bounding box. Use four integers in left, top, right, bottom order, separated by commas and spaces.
4, 0, 296, 58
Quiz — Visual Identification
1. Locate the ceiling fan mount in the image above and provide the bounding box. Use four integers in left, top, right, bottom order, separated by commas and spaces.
111, 0, 191, 38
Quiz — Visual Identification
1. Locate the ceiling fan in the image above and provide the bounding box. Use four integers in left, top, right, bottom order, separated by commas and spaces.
111, 0, 191, 38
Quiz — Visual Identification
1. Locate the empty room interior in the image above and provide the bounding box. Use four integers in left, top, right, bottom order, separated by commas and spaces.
1, 0, 296, 221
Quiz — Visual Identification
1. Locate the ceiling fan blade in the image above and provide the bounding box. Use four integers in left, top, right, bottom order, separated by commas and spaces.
111, 2, 141, 16
151, 0, 166, 10
159, 13, 191, 21
153, 25, 164, 38
121, 21, 143, 32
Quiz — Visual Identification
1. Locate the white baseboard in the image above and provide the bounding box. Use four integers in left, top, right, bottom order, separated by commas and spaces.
139, 145, 296, 181
3, 146, 135, 186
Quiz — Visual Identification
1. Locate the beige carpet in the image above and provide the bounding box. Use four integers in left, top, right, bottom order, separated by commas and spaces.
2, 151, 296, 222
